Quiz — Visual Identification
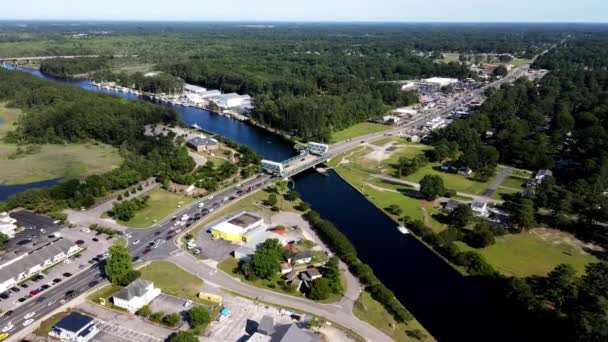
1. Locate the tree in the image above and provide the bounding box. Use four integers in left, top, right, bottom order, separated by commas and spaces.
465, 222, 495, 248
419, 175, 445, 200
162, 313, 181, 326
0, 232, 8, 249
105, 242, 140, 286
188, 306, 211, 328
542, 264, 578, 309
250, 239, 284, 279
284, 190, 300, 201
171, 331, 198, 342
136, 305, 152, 317
266, 193, 278, 207
308, 278, 333, 300
505, 196, 536, 230
297, 202, 311, 211
449, 204, 473, 228
386, 204, 403, 216
493, 65, 508, 76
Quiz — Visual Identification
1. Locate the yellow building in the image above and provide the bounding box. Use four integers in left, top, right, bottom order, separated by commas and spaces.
210, 212, 263, 243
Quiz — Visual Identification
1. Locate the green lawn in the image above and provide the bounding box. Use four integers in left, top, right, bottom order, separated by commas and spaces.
354, 292, 435, 342
139, 261, 208, 303
403, 163, 493, 195
455, 232, 597, 277
87, 284, 126, 311
119, 189, 196, 228
0, 142, 123, 185
331, 122, 391, 142
492, 186, 522, 200
500, 176, 528, 189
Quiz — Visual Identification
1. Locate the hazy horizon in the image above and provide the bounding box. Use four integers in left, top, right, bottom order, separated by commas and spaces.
0, 0, 606, 23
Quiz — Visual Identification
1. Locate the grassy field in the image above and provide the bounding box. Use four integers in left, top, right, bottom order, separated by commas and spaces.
87, 284, 125, 311
119, 189, 196, 228
0, 103, 20, 138
0, 143, 123, 185
34, 310, 72, 336
331, 122, 391, 142
354, 292, 435, 342
455, 232, 597, 277
139, 260, 207, 303
438, 52, 462, 64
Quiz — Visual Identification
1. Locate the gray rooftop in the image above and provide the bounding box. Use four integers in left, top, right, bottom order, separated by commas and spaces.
277, 324, 320, 342
187, 136, 218, 147
0, 238, 76, 284
113, 279, 153, 301
258, 315, 275, 335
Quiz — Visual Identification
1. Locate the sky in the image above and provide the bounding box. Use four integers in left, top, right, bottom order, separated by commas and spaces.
0, 0, 607, 22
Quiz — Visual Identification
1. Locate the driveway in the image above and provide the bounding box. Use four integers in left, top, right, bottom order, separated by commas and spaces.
483, 166, 514, 197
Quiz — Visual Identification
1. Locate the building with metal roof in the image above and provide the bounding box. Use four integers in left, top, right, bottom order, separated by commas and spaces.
49, 312, 98, 342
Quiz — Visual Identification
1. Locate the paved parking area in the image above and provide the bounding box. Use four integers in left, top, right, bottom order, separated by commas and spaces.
77, 302, 173, 342
148, 294, 188, 318
2, 210, 63, 258
0, 227, 114, 312
194, 230, 238, 261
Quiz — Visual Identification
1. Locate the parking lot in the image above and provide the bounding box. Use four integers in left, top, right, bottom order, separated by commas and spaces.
0, 226, 115, 312
193, 229, 239, 261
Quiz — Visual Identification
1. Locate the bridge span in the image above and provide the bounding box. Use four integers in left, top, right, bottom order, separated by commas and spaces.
261, 142, 331, 178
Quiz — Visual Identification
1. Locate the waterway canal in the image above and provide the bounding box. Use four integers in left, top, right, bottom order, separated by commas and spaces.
1, 65, 505, 341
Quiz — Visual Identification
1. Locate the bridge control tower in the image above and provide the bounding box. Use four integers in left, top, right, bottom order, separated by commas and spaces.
261, 142, 329, 178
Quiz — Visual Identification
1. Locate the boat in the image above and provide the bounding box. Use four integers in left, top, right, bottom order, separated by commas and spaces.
191, 123, 201, 130
397, 225, 410, 234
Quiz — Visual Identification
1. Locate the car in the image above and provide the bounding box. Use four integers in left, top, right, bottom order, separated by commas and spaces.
73, 254, 82, 259
35, 296, 46, 303
53, 278, 61, 283
0, 293, 9, 300
47, 299, 57, 306
75, 240, 85, 245
0, 333, 9, 340
79, 264, 86, 270
9, 287, 19, 293
106, 235, 113, 240
41, 284, 51, 290
29, 290, 39, 296
65, 289, 77, 298
17, 297, 26, 303
133, 256, 141, 262
154, 231, 161, 236
63, 259, 72, 264
40, 228, 46, 233
92, 238, 99, 242
1, 322, 12, 332
59, 299, 66, 304
63, 272, 72, 277
2, 311, 13, 319
132, 240, 140, 245
184, 300, 193, 308
143, 248, 151, 255
175, 229, 182, 233
88, 281, 98, 287
193, 248, 201, 255
19, 283, 28, 289
23, 312, 35, 319
124, 233, 133, 238
33, 275, 44, 281
22, 319, 34, 327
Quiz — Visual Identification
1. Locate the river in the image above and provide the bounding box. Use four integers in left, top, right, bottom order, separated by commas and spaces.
1, 65, 504, 341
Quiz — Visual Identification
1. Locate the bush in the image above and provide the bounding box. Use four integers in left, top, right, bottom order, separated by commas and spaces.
188, 306, 211, 328
162, 313, 181, 326
297, 202, 311, 211
136, 305, 152, 317
171, 331, 198, 342
150, 311, 164, 322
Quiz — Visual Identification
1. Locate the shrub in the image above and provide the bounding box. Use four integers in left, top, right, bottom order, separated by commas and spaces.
162, 313, 181, 326
136, 305, 152, 317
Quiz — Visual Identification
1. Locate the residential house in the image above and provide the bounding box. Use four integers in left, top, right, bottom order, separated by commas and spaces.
49, 312, 98, 342
443, 199, 461, 213
288, 250, 313, 265
186, 136, 219, 152
305, 268, 322, 280
112, 279, 161, 314
258, 315, 275, 335
458, 167, 472, 176
535, 169, 553, 182
279, 262, 293, 275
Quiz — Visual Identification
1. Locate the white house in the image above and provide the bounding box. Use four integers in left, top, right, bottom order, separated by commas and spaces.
471, 201, 490, 218
535, 169, 553, 182
49, 312, 98, 342
0, 212, 17, 238
288, 250, 313, 265
112, 279, 161, 314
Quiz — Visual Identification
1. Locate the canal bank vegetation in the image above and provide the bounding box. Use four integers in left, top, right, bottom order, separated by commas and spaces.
303, 210, 413, 323
39, 56, 110, 78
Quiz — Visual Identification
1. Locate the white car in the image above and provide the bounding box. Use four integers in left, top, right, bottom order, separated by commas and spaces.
63, 259, 72, 264
23, 312, 35, 319
132, 240, 140, 245
184, 300, 193, 308
1, 323, 13, 333
22, 319, 34, 327
47, 299, 57, 306
197, 203, 205, 208
40, 228, 46, 234
124, 233, 133, 238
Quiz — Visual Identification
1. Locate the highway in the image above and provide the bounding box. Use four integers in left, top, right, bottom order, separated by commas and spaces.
328, 63, 533, 157
3, 174, 273, 340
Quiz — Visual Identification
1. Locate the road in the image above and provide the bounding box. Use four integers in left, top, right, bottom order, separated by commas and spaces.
327, 63, 533, 157
4, 174, 274, 340
166, 252, 392, 342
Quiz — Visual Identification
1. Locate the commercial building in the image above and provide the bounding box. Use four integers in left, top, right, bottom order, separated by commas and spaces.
422, 77, 459, 88
184, 84, 207, 94
0, 212, 17, 238
49, 312, 99, 342
209, 212, 265, 243
112, 279, 161, 314
214, 93, 252, 109
250, 317, 321, 342
186, 136, 219, 152
0, 238, 81, 294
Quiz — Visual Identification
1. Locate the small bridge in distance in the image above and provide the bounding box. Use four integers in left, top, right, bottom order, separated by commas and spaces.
261, 142, 330, 178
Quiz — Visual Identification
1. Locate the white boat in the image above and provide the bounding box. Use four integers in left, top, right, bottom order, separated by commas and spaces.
397, 225, 410, 234
191, 123, 201, 130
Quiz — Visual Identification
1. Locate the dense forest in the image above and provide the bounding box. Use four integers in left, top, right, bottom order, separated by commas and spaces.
92, 70, 184, 94
39, 57, 109, 79
0, 68, 192, 215
4, 22, 570, 141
